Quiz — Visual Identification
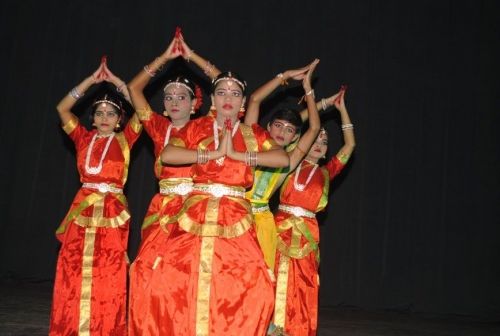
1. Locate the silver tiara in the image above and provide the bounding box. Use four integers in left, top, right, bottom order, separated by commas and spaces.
93, 96, 121, 111
163, 80, 194, 95
212, 72, 247, 91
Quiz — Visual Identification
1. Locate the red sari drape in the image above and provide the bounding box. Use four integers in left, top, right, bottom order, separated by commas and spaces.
128, 108, 193, 334
129, 116, 276, 336
49, 115, 141, 336
273, 157, 344, 336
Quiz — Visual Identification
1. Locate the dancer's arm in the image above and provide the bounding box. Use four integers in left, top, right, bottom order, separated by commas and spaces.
101, 63, 131, 104
161, 129, 227, 165
179, 37, 221, 80
128, 38, 181, 119
288, 59, 321, 170
334, 91, 356, 163
56, 63, 105, 125
244, 64, 311, 126
225, 129, 289, 168
299, 91, 341, 122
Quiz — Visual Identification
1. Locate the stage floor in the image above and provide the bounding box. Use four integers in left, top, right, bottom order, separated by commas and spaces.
0, 281, 498, 336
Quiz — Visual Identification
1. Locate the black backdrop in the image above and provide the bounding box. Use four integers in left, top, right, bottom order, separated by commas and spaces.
0, 0, 499, 318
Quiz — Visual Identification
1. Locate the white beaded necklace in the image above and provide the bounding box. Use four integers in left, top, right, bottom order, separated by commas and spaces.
163, 124, 173, 147
85, 132, 115, 175
213, 119, 240, 166
164, 123, 186, 147
293, 160, 318, 191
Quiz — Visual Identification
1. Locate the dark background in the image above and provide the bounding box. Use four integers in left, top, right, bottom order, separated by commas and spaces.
0, 0, 499, 318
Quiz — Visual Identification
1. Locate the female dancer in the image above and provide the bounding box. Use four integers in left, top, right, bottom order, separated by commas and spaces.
127, 34, 223, 334
154, 71, 289, 335
245, 59, 321, 270
272, 88, 355, 335
128, 33, 220, 242
49, 60, 142, 335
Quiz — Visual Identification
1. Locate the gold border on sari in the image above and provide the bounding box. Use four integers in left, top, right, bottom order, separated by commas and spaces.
75, 209, 130, 228
274, 212, 323, 328
317, 167, 330, 212
135, 105, 153, 121
114, 132, 130, 185
195, 197, 220, 336
62, 115, 79, 134
277, 216, 319, 261
276, 239, 316, 259
169, 137, 186, 147
129, 113, 143, 134
240, 124, 258, 152
56, 193, 104, 235
176, 195, 252, 238
78, 226, 96, 336
273, 253, 290, 328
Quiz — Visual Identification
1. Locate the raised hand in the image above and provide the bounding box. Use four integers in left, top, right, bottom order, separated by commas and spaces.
101, 62, 118, 84
332, 86, 347, 112
216, 124, 229, 158
91, 63, 106, 83
284, 65, 310, 81
172, 27, 185, 53
161, 37, 182, 62
303, 58, 320, 91
178, 35, 194, 61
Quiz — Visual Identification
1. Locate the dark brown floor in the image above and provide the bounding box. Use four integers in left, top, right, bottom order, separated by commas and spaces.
0, 281, 498, 336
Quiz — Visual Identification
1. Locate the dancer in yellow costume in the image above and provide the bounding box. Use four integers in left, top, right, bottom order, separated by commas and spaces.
244, 60, 323, 269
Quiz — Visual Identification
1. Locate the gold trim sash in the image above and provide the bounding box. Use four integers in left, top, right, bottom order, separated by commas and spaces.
277, 216, 320, 263
114, 132, 130, 185
273, 253, 290, 328
73, 192, 129, 228
135, 105, 153, 121
79, 226, 96, 336
175, 195, 253, 238
195, 197, 220, 336
239, 123, 258, 152
62, 115, 79, 134
56, 192, 103, 235
317, 167, 330, 212
129, 113, 142, 134
75, 209, 130, 228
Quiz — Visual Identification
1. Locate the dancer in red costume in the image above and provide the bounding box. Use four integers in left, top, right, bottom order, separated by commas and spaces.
49, 59, 142, 335
130, 31, 221, 242
147, 71, 289, 336
128, 31, 226, 334
271, 87, 355, 336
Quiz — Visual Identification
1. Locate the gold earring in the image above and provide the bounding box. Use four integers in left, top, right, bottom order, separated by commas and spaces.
190, 107, 195, 115
115, 122, 120, 130
163, 110, 169, 117
239, 105, 245, 113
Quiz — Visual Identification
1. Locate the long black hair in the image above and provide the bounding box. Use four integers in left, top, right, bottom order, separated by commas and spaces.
268, 108, 303, 132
